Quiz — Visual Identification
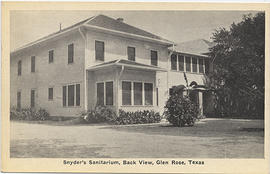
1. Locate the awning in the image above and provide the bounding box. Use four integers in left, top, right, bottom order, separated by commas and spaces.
87, 59, 167, 72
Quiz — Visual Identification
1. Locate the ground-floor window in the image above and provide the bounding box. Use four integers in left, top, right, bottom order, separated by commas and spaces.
31, 89, 35, 108
17, 91, 21, 109
122, 81, 154, 106
63, 83, 80, 107
97, 81, 114, 106
48, 88, 53, 100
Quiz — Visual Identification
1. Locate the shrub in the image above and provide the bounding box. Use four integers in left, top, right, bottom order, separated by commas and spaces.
164, 87, 199, 127
115, 110, 161, 125
82, 105, 117, 124
10, 107, 50, 121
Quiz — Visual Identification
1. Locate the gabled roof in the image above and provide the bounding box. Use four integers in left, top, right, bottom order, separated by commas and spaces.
87, 59, 166, 72
12, 14, 174, 54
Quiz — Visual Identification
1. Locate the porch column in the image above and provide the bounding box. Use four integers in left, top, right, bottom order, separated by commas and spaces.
198, 91, 203, 115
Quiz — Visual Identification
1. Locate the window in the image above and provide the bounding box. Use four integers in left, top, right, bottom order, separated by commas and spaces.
192, 57, 198, 73
199, 58, 204, 73
205, 59, 209, 74
127, 46, 135, 61
17, 91, 21, 109
48, 88, 53, 100
171, 54, 177, 70
76, 84, 80, 106
68, 43, 74, 64
144, 83, 153, 105
63, 86, 67, 106
156, 88, 159, 106
151, 50, 158, 66
31, 90, 35, 108
105, 82, 113, 105
18, 60, 22, 76
122, 81, 131, 105
185, 56, 191, 72
49, 50, 54, 63
97, 82, 104, 105
68, 85, 75, 106
95, 41, 104, 61
178, 55, 184, 71
31, 56, 35, 72
134, 82, 142, 105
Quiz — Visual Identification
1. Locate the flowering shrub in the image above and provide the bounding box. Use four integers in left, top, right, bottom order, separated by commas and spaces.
115, 110, 161, 125
81, 105, 117, 124
10, 107, 50, 121
164, 87, 199, 127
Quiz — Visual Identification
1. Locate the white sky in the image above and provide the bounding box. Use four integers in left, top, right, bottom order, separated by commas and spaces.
10, 10, 258, 51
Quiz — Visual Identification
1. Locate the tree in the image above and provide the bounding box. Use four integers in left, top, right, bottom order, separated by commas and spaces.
207, 12, 265, 118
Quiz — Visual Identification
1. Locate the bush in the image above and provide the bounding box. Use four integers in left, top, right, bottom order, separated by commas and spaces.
115, 110, 161, 125
82, 105, 117, 124
164, 87, 199, 127
10, 107, 50, 121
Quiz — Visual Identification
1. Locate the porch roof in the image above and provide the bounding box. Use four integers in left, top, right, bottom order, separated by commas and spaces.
87, 59, 167, 72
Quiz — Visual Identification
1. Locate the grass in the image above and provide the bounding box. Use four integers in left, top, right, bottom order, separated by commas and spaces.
10, 118, 264, 158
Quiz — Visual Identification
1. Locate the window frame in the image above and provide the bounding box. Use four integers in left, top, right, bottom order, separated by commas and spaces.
178, 55, 185, 72
171, 54, 177, 71
30, 89, 35, 108
31, 56, 35, 73
96, 81, 114, 106
185, 56, 191, 72
127, 46, 136, 61
95, 40, 105, 61
68, 43, 74, 64
17, 90, 21, 109
192, 57, 198, 73
49, 50, 54, 63
150, 50, 158, 66
62, 82, 81, 107
48, 87, 54, 101
18, 60, 22, 76
199, 58, 205, 74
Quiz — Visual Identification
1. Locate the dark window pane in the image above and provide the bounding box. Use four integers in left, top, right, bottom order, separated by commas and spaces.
205, 59, 209, 74
31, 90, 35, 108
134, 82, 142, 105
48, 88, 53, 100
95, 41, 104, 61
17, 91, 21, 109
49, 50, 54, 63
63, 86, 66, 106
68, 43, 74, 64
186, 56, 191, 72
127, 46, 135, 61
144, 83, 153, 105
151, 50, 158, 66
31, 56, 35, 72
76, 84, 80, 106
171, 54, 177, 70
156, 88, 159, 106
18, 60, 21, 76
199, 58, 204, 73
106, 82, 113, 105
68, 85, 75, 106
178, 55, 184, 71
122, 81, 131, 105
192, 57, 198, 73
97, 82, 104, 105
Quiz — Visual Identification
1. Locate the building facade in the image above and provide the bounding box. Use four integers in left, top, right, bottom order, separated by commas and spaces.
10, 14, 211, 117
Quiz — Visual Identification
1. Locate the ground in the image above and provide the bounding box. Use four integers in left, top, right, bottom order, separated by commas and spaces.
10, 118, 264, 158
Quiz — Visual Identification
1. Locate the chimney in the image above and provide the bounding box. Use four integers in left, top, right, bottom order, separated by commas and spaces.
116, 18, 124, 22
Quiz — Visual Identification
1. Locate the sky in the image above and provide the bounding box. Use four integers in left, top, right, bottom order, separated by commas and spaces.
10, 10, 258, 51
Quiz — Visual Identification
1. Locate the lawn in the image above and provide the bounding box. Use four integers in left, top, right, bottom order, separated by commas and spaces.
10, 118, 264, 158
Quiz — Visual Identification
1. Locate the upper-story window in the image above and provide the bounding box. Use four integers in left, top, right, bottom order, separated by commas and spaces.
18, 60, 22, 76
185, 56, 191, 72
31, 56, 35, 73
199, 58, 204, 73
192, 57, 197, 73
205, 59, 209, 74
68, 43, 74, 64
151, 50, 158, 66
127, 46, 135, 61
95, 41, 104, 61
171, 54, 177, 70
49, 50, 54, 63
178, 55, 184, 71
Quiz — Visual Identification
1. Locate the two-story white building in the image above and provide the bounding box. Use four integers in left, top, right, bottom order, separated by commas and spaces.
10, 14, 211, 117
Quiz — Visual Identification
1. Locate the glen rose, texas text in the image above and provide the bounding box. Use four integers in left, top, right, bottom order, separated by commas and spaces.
63, 160, 204, 166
